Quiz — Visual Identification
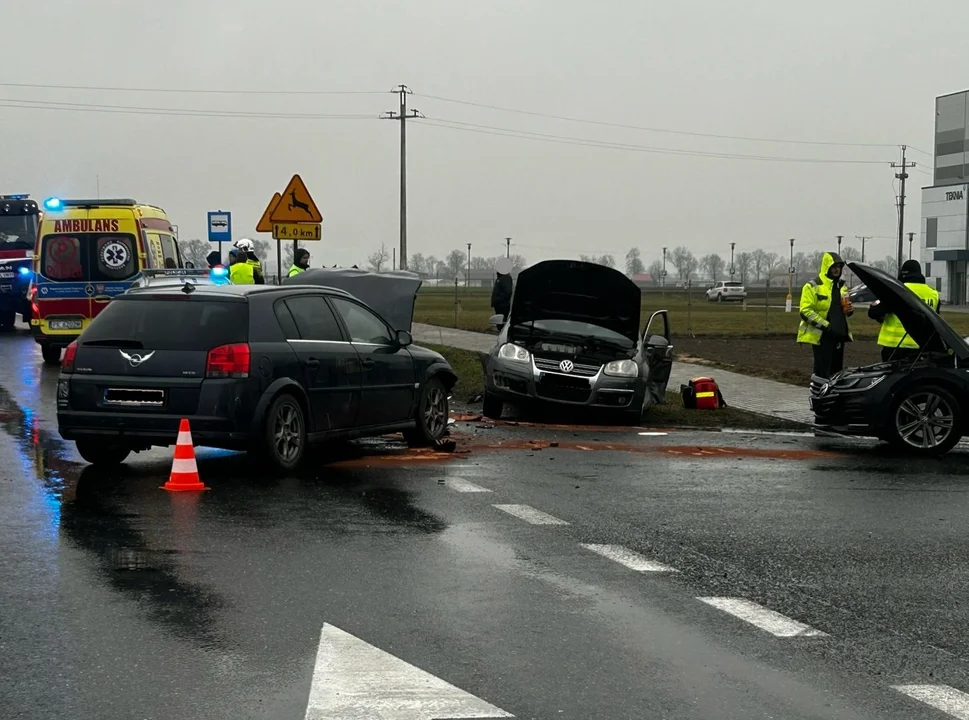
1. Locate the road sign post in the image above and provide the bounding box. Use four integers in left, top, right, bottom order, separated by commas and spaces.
207, 211, 232, 260
261, 174, 324, 283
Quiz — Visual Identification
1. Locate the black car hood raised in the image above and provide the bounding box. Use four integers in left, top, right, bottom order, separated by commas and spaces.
849, 262, 969, 359
509, 260, 642, 344
283, 267, 422, 331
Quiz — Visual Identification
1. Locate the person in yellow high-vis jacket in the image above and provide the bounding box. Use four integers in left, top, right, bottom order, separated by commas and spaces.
797, 251, 853, 379
868, 259, 940, 362
228, 247, 255, 284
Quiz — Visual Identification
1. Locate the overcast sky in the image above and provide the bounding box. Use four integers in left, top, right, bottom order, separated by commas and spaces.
3, 0, 966, 271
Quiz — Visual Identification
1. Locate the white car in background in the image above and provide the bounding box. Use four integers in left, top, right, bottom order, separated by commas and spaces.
705, 280, 747, 302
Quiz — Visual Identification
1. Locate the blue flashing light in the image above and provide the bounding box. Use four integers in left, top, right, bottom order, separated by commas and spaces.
43, 197, 62, 211
209, 266, 230, 285
18, 266, 31, 277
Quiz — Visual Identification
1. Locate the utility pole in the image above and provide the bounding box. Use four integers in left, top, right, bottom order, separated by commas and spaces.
392, 247, 396, 272
908, 231, 915, 261
892, 145, 916, 273
855, 235, 871, 263
729, 242, 736, 278
466, 242, 472, 289
505, 237, 511, 258
836, 235, 843, 255
661, 246, 668, 288
382, 84, 422, 271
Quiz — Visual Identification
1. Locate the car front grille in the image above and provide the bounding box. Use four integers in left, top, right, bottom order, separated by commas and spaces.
533, 357, 600, 377
536, 373, 592, 403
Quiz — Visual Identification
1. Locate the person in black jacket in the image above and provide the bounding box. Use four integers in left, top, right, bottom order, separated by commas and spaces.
490, 257, 514, 322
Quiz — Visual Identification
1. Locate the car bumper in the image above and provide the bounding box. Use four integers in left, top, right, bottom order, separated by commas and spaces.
809, 390, 885, 436
485, 357, 643, 411
57, 410, 251, 449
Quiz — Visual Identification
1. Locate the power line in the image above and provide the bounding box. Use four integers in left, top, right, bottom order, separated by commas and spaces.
0, 81, 385, 95
0, 97, 377, 120
417, 118, 893, 164
414, 92, 901, 149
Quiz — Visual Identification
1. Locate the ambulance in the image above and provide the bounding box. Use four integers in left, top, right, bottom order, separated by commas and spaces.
31, 197, 183, 364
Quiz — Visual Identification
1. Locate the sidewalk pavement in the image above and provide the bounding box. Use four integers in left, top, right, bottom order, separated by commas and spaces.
412, 323, 813, 425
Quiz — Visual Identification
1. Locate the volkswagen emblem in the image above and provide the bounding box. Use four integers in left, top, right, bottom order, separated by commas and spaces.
559, 359, 574, 373
119, 349, 155, 367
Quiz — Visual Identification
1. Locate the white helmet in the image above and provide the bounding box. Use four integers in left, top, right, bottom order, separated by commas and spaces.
234, 238, 254, 252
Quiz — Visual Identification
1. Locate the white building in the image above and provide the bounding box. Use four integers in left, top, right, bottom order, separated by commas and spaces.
921, 89, 969, 304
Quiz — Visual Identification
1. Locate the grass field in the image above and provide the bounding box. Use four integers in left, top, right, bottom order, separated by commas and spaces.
427, 343, 803, 430
415, 287, 969, 339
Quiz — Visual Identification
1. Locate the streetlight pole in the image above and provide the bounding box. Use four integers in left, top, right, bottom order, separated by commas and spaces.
661, 247, 667, 288
729, 242, 736, 279
466, 242, 472, 289
505, 237, 511, 258
786, 238, 795, 313
908, 231, 915, 261
837, 235, 843, 255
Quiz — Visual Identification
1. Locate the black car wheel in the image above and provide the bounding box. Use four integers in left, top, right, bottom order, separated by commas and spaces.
482, 391, 503, 420
41, 345, 61, 364
716, 293, 723, 303
75, 439, 130, 467
263, 394, 306, 471
404, 377, 450, 446
888, 385, 963, 456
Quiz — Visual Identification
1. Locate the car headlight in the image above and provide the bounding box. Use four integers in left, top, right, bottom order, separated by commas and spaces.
603, 359, 639, 377
834, 374, 886, 393
498, 343, 530, 363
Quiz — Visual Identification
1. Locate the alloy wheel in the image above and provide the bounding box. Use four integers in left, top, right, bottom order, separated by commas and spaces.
895, 391, 956, 450
273, 403, 303, 462
423, 386, 448, 438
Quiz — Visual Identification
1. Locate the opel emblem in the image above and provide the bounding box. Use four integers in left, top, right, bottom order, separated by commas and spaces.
119, 349, 155, 367
559, 360, 574, 373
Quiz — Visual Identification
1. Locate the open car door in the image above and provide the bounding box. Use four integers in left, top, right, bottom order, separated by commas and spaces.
643, 310, 673, 409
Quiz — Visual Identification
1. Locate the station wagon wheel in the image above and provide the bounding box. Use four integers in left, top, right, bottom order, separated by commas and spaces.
404, 376, 450, 446
889, 385, 963, 456
263, 394, 306, 471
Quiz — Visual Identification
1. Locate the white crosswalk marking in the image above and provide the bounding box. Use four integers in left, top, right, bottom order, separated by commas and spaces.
493, 504, 569, 525
696, 597, 828, 637
445, 478, 492, 493
893, 685, 969, 719
580, 544, 678, 572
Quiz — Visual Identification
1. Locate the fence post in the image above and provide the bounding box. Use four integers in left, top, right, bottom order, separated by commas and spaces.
764, 277, 770, 333
453, 277, 459, 328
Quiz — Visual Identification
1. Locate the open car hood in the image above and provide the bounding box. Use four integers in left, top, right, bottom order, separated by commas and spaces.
509, 260, 642, 344
849, 262, 969, 360
282, 268, 422, 331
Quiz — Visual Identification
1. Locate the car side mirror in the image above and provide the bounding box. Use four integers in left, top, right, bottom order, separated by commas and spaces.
488, 314, 505, 328
396, 329, 413, 347
646, 334, 669, 348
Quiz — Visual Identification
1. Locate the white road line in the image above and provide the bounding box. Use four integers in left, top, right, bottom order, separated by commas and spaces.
696, 597, 828, 638
492, 504, 569, 525
893, 685, 969, 719
305, 624, 513, 719
580, 544, 678, 572
445, 478, 492, 493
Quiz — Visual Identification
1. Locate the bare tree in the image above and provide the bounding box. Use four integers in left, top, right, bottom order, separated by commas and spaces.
598, 254, 616, 268
670, 246, 698, 283
445, 249, 465, 279
367, 243, 389, 272
179, 238, 210, 267
734, 251, 753, 283
750, 249, 767, 281
700, 253, 725, 282
252, 239, 272, 262
625, 247, 645, 276
646, 259, 664, 284
762, 252, 782, 284
470, 256, 494, 271
509, 254, 527, 270
409, 253, 426, 275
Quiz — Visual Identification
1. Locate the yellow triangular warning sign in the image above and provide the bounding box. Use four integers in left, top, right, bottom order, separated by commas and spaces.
270, 175, 323, 223
256, 192, 281, 233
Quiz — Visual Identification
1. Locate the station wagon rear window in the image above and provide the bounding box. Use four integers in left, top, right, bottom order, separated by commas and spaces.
81, 298, 248, 351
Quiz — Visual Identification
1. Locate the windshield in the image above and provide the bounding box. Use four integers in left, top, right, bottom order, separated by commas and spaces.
512, 318, 634, 348
0, 214, 39, 252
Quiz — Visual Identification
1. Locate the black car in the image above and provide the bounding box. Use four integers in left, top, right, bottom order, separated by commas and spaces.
481, 259, 673, 423
56, 282, 457, 469
811, 262, 968, 456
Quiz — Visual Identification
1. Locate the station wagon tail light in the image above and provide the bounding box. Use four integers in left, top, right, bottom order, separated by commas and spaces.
62, 341, 78, 373
206, 343, 250, 378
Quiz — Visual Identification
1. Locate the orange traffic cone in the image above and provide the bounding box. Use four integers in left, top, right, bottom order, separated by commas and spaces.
162, 419, 208, 492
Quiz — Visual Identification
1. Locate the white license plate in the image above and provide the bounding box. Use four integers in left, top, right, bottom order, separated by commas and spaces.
0, 273, 14, 279
49, 319, 83, 331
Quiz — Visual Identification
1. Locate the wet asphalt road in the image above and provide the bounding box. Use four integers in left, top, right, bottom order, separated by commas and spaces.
5, 329, 969, 718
